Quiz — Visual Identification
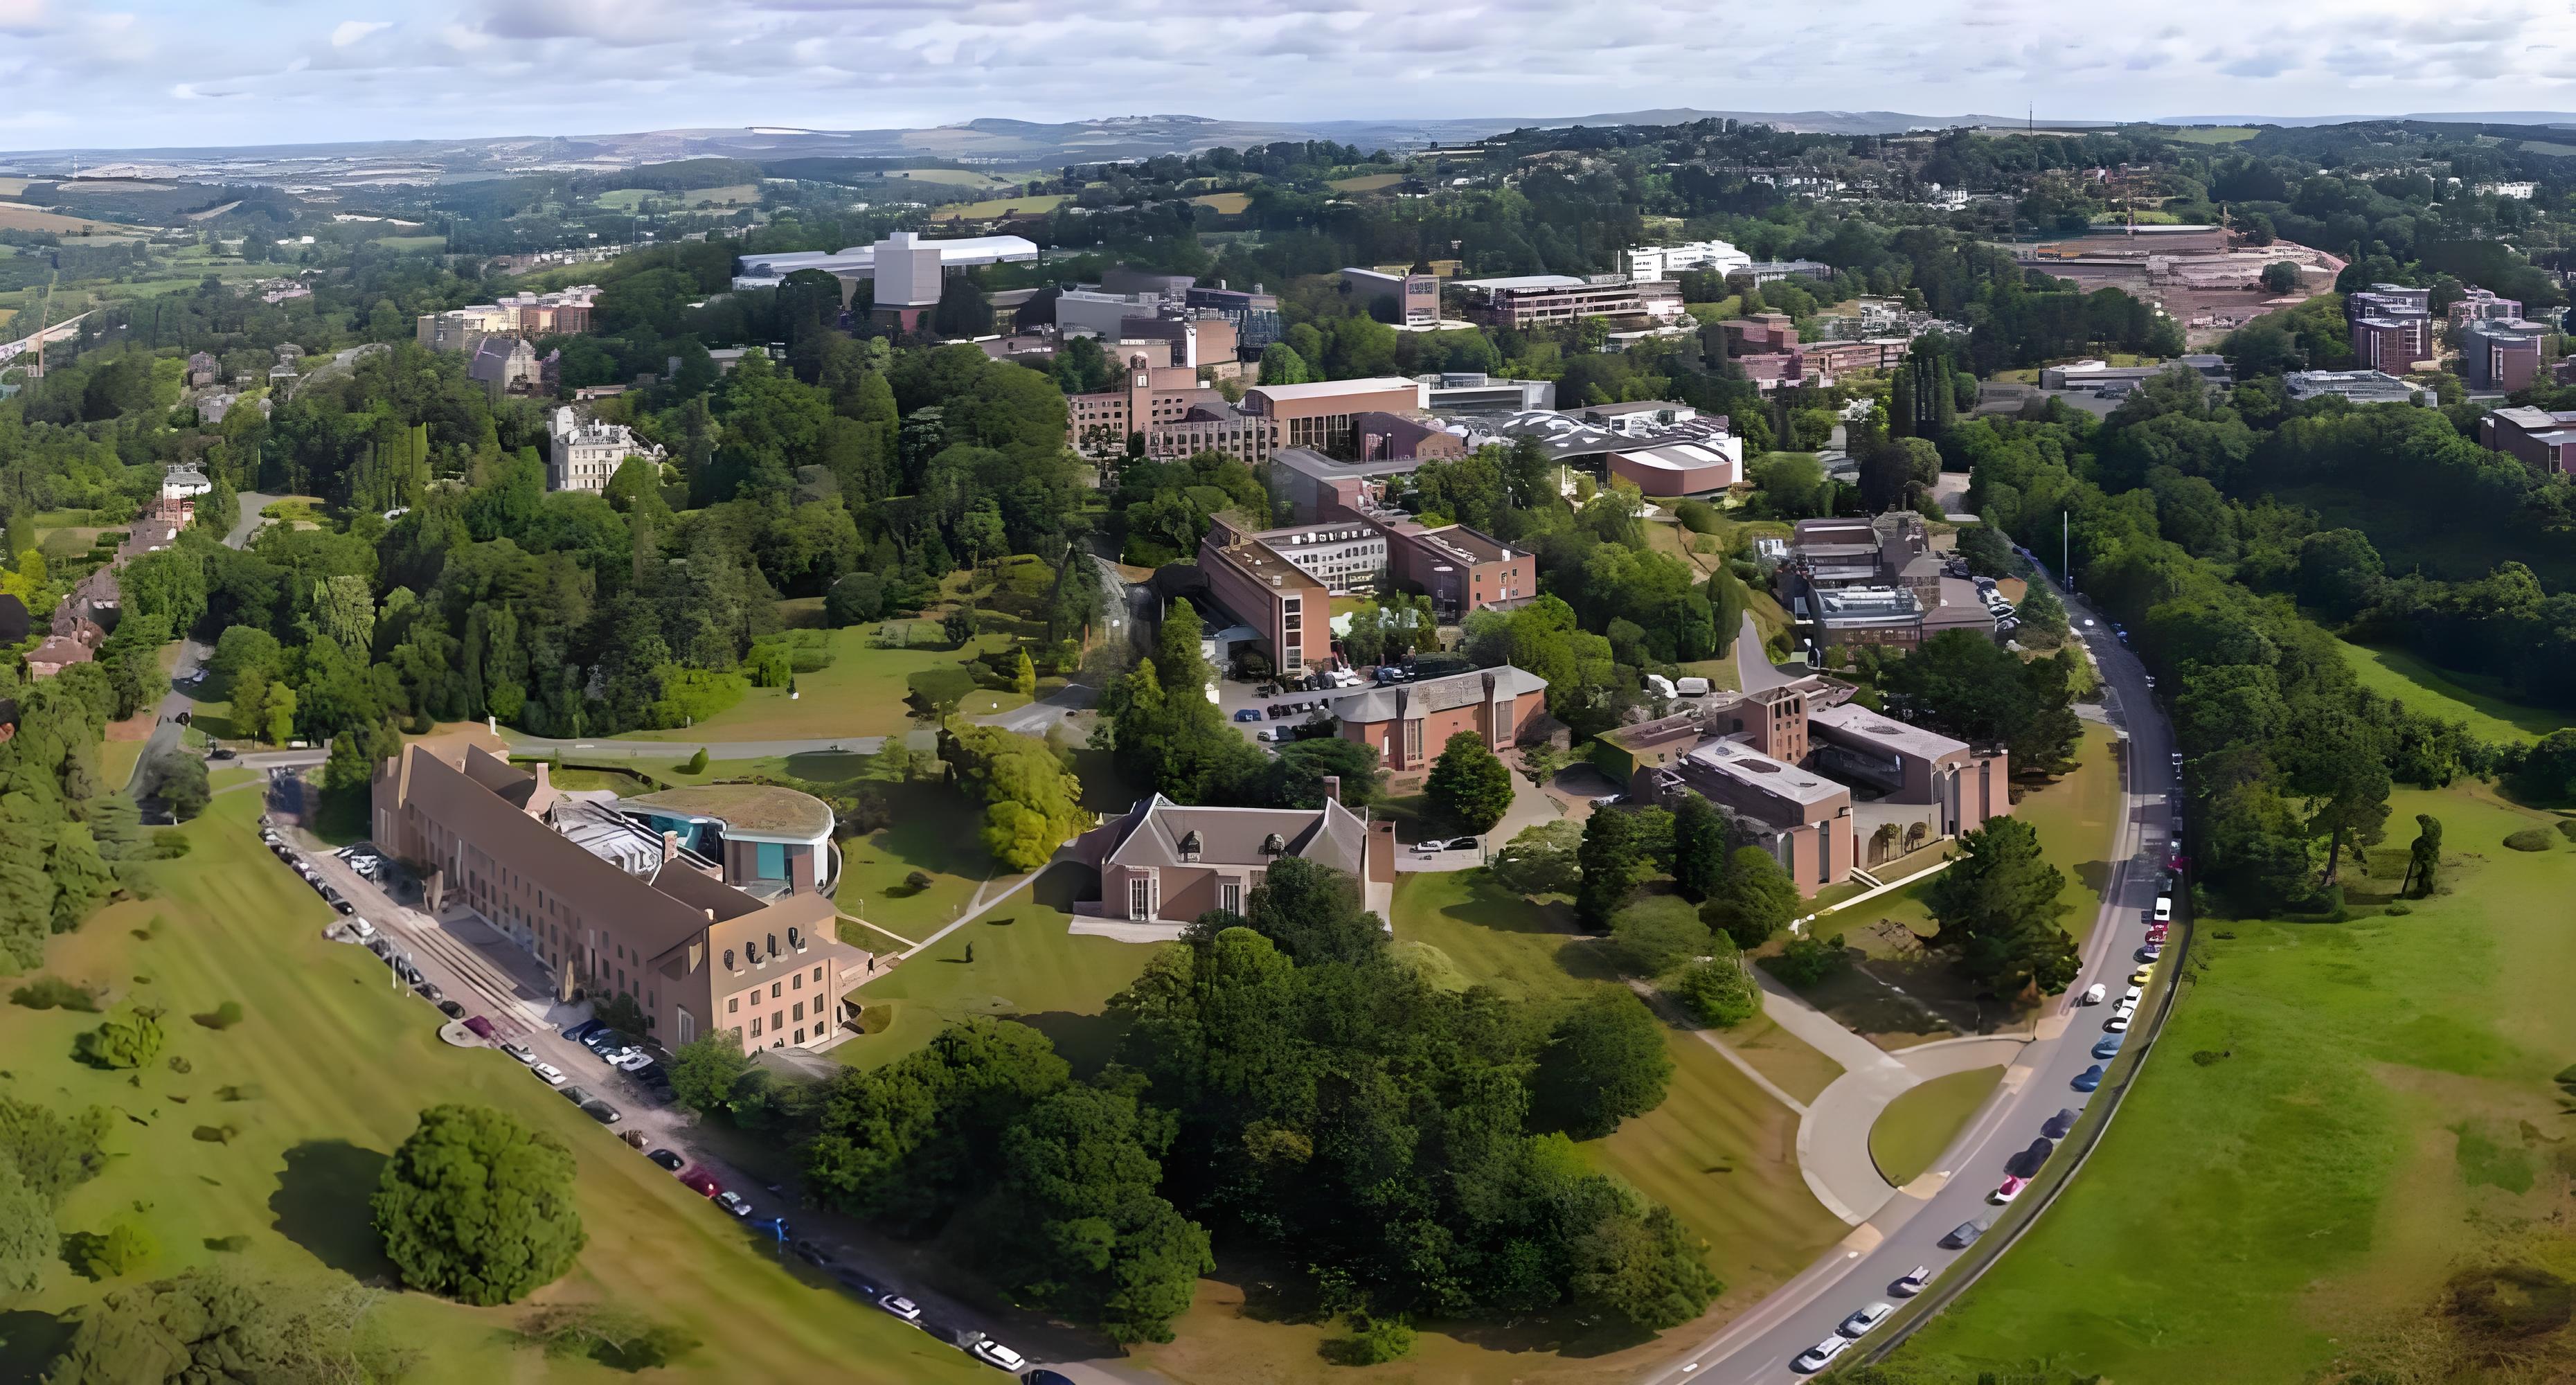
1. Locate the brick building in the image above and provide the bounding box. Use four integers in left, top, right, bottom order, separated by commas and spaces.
1333, 665, 1550, 779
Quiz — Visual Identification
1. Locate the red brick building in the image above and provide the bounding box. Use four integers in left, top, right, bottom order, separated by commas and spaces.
1333, 665, 1550, 780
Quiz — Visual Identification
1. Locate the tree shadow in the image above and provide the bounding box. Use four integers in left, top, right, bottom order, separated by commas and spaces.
269, 1139, 397, 1283
1443, 873, 1578, 936
1017, 1009, 1134, 1078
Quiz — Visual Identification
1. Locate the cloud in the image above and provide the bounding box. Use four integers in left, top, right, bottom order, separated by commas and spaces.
331, 19, 392, 47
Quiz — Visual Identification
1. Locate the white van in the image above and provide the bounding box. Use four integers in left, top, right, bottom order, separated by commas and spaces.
1645, 673, 1678, 699
2153, 895, 2173, 923
1675, 676, 1712, 697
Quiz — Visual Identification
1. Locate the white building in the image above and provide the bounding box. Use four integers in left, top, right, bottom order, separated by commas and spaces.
731, 231, 1039, 308
546, 406, 665, 495
2477, 181, 2538, 200
1621, 239, 1753, 282
161, 465, 212, 501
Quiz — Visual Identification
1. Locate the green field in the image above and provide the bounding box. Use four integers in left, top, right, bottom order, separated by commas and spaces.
595, 184, 760, 211
882, 168, 1016, 190
1326, 173, 1405, 193
931, 193, 1069, 222
1870, 1065, 2005, 1186
2167, 126, 2260, 143
1891, 780, 2576, 1382
0, 789, 987, 1384
2338, 639, 2566, 742
609, 623, 1023, 742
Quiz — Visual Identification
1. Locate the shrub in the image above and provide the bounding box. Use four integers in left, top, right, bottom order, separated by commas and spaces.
78, 1006, 166, 1069
374, 1104, 584, 1305
1609, 897, 1713, 978
1673, 499, 1719, 534
71, 1222, 157, 1279
2383, 903, 2413, 916
1323, 1313, 1417, 1366
1765, 932, 1849, 988
10, 977, 99, 1012
1672, 958, 1759, 1027
681, 748, 708, 775
646, 667, 746, 728
2505, 828, 2555, 852
2559, 820, 2576, 842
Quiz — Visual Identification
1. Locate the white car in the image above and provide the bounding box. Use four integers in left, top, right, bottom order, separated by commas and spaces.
1891, 1265, 1929, 1297
529, 1062, 567, 1087
1794, 1334, 1852, 1373
2080, 983, 2106, 1006
966, 1337, 1027, 1373
875, 1293, 922, 1323
615, 1051, 656, 1072
1839, 1301, 1895, 1337
1412, 839, 1444, 855
2121, 986, 2144, 1008
501, 1042, 535, 1065
2153, 895, 2174, 923
2105, 1013, 2131, 1033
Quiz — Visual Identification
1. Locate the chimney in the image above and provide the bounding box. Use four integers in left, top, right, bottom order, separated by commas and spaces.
662, 830, 679, 864
530, 760, 551, 794
1321, 775, 1341, 804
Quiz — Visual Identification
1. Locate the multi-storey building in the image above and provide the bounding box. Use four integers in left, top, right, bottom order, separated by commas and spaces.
1458, 276, 1684, 330
2449, 287, 2523, 329
1205, 516, 1388, 595
372, 740, 864, 1053
1622, 239, 1751, 282
2345, 283, 2432, 370
1340, 268, 1441, 326
1197, 526, 1332, 676
2461, 317, 2548, 392
2480, 406, 2576, 474
1183, 283, 1282, 354
546, 406, 665, 494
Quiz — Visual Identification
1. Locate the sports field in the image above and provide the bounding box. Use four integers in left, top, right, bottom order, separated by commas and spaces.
1889, 779, 2576, 1382
0, 790, 987, 1383
2338, 639, 2565, 742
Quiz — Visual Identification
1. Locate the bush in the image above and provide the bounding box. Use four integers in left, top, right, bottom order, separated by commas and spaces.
648, 667, 746, 728
1766, 932, 1849, 988
681, 748, 708, 775
2383, 903, 2413, 915
1672, 958, 1759, 1026
71, 1222, 157, 1279
2505, 828, 2555, 852
2559, 819, 2576, 842
10, 977, 99, 1012
1323, 1313, 1417, 1366
1609, 896, 1713, 978
192, 1001, 244, 1031
825, 571, 886, 626
1673, 499, 1719, 534
78, 1006, 166, 1069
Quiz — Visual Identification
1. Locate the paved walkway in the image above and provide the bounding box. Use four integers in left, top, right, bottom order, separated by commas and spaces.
1735, 612, 1795, 692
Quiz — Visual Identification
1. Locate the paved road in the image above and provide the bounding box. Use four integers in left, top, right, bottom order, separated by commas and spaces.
1736, 612, 1794, 692
1648, 584, 2176, 1383
125, 492, 287, 798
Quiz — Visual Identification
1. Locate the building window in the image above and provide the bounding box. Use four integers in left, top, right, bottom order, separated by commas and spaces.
772, 1010, 782, 1031
771, 983, 782, 999
791, 973, 802, 990
793, 1001, 804, 1021
1129, 875, 1151, 920
752, 1017, 763, 1037
1818, 825, 1833, 883
728, 997, 738, 1014
813, 965, 823, 983
795, 1028, 806, 1044
1220, 882, 1241, 914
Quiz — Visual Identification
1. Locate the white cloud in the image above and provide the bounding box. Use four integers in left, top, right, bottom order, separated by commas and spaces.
331, 19, 392, 47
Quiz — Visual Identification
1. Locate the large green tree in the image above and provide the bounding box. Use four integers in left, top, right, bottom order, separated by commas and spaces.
1533, 989, 1674, 1138
1922, 817, 2077, 997
1702, 846, 1799, 949
1424, 731, 1513, 837
996, 1078, 1213, 1343
372, 1104, 584, 1306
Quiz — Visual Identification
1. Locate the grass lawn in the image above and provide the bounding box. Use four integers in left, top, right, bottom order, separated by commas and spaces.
2023, 722, 2125, 946
882, 168, 1015, 190
1188, 193, 1251, 214
609, 623, 1004, 742
1890, 779, 2576, 1382
2338, 639, 2564, 742
2168, 125, 2260, 143
100, 735, 147, 790
1870, 1064, 2005, 1185
1326, 173, 1405, 193
0, 789, 987, 1384
1130, 871, 1847, 1384
835, 892, 1156, 1078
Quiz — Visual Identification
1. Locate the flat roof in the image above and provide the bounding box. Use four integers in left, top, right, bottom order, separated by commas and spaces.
1808, 702, 1969, 762
1613, 442, 1735, 472
1682, 737, 1848, 807
1246, 377, 1420, 402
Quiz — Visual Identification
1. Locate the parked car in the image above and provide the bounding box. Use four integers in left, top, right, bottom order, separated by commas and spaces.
2130, 966, 2155, 985
2121, 985, 2143, 1007
714, 1190, 753, 1217
2080, 983, 2106, 1006
530, 1062, 567, 1087
413, 981, 443, 1003
647, 1148, 686, 1172
1940, 1216, 1992, 1249
875, 1292, 923, 1323
2041, 1107, 2080, 1139
501, 1041, 534, 1064
792, 1239, 835, 1268
561, 1019, 603, 1042
679, 1167, 721, 1197
964, 1333, 1026, 1373
2106, 1012, 2132, 1033
1411, 838, 1445, 855
2072, 1064, 2106, 1092
1256, 729, 1279, 742
1232, 708, 1261, 722
580, 1099, 621, 1125
463, 1016, 496, 1041
1793, 1333, 1852, 1373
1675, 676, 1712, 696
1891, 1265, 1929, 1297
436, 1000, 465, 1020
1839, 1301, 1895, 1337
561, 1085, 594, 1106
1992, 1175, 2028, 1204
2153, 895, 2174, 923
2091, 1033, 2125, 1060
2137, 943, 2163, 963
615, 1050, 655, 1073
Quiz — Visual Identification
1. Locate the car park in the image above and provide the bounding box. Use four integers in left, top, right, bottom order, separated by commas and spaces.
2092, 1033, 2125, 1060
1793, 1334, 1852, 1373
2041, 1107, 2079, 1139
647, 1148, 685, 1172
2073, 1064, 2105, 1092
530, 1062, 567, 1087
713, 1190, 751, 1217
876, 1292, 923, 1323
1992, 1175, 2028, 1204
2079, 983, 2105, 1005
1940, 1216, 1992, 1249
562, 1019, 602, 1042
964, 1334, 1027, 1372
2121, 985, 2143, 1006
1891, 1265, 1929, 1297
1839, 1302, 1895, 1337
562, 1085, 594, 1106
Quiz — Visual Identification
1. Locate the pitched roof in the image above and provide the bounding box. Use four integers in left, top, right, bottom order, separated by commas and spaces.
1333, 665, 1546, 725
1102, 794, 1368, 877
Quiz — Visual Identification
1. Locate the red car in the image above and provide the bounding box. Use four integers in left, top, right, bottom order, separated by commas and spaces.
677, 1166, 722, 1197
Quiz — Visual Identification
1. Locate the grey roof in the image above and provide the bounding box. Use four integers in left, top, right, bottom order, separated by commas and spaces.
1102, 794, 1368, 877
1334, 665, 1546, 725
1809, 701, 1970, 763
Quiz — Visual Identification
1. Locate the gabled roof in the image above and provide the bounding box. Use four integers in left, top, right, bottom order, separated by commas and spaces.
1101, 794, 1368, 877
1333, 665, 1547, 725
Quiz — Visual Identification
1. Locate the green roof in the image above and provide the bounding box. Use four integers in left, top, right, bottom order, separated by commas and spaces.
620, 785, 833, 841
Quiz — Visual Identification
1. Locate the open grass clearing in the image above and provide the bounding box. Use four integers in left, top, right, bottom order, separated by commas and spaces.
2167, 125, 2260, 143
0, 204, 127, 235
2338, 638, 2563, 742
931, 193, 1069, 221
607, 621, 1002, 742
1188, 192, 1251, 214
0, 789, 987, 1384
1326, 173, 1406, 193
1890, 779, 2576, 1383
1870, 1064, 2005, 1186
882, 168, 1017, 190
835, 888, 1153, 1078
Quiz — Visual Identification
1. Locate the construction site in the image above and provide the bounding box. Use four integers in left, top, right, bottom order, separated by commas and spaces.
2014, 224, 2345, 346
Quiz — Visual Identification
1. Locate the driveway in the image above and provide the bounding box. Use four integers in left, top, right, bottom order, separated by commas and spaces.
129, 491, 289, 798
1392, 768, 1565, 872
1735, 612, 1796, 692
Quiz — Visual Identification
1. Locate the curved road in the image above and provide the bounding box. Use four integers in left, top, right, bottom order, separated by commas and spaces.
1649, 583, 2177, 1384
125, 492, 285, 798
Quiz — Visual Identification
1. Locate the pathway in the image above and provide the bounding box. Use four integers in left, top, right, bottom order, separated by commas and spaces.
127, 492, 287, 798
1735, 612, 1794, 692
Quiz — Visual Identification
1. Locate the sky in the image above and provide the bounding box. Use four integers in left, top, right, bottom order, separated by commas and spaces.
5, 0, 2575, 151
